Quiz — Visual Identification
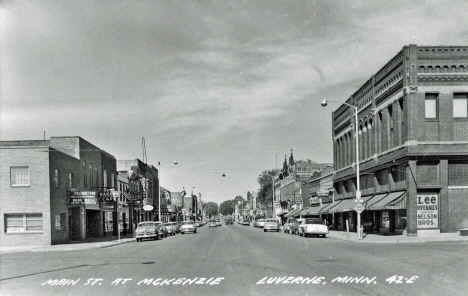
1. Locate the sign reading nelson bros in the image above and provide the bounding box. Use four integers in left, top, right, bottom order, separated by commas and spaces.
417, 193, 439, 229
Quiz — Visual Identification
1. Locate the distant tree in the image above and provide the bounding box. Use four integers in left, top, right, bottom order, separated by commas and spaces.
220, 200, 237, 216
203, 202, 219, 218
257, 169, 280, 212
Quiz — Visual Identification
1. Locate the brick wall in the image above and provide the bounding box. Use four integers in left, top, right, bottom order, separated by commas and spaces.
0, 146, 52, 247
448, 189, 468, 231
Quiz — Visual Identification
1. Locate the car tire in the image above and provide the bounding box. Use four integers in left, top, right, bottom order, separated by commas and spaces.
322, 234, 326, 238
181, 232, 184, 234
264, 229, 266, 232
194, 230, 197, 233
136, 238, 139, 242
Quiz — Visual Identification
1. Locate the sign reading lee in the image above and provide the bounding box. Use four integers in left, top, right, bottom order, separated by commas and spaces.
417, 193, 439, 229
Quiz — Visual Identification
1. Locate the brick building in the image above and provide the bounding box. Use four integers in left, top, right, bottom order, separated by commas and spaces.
0, 137, 117, 247
328, 45, 468, 236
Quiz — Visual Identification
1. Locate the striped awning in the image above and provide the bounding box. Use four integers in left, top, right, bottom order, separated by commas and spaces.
304, 203, 334, 215
329, 199, 356, 213
286, 208, 303, 218
368, 191, 406, 211
364, 193, 389, 209
319, 200, 343, 214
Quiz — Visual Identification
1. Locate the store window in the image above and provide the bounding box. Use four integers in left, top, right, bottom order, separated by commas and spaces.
381, 211, 390, 228
105, 212, 113, 232
55, 213, 66, 230
11, 167, 30, 187
425, 94, 438, 119
453, 94, 468, 118
5, 213, 43, 233
395, 210, 407, 229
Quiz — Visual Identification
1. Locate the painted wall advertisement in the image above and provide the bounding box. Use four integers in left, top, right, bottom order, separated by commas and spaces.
417, 192, 439, 229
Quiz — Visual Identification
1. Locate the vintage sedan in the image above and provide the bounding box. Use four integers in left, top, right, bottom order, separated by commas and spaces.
180, 220, 197, 234
290, 219, 304, 235
164, 223, 176, 236
298, 218, 329, 237
155, 221, 168, 237
263, 219, 280, 232
257, 219, 266, 228
284, 218, 296, 233
135, 221, 164, 242
169, 222, 180, 233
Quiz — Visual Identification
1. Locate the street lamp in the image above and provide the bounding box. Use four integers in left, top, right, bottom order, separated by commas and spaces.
260, 173, 276, 219
321, 99, 363, 239
157, 160, 178, 222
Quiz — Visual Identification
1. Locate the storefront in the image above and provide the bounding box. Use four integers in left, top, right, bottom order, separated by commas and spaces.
368, 191, 406, 234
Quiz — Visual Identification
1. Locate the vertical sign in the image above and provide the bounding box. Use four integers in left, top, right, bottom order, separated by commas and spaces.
417, 193, 439, 229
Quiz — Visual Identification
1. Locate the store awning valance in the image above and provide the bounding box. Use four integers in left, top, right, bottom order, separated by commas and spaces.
329, 199, 356, 213
294, 208, 309, 217
286, 208, 302, 218
304, 203, 333, 215
319, 200, 343, 214
368, 191, 406, 211
364, 193, 389, 208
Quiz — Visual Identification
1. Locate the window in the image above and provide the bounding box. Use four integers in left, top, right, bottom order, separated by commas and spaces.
453, 94, 468, 118
425, 94, 438, 119
68, 173, 74, 189
103, 170, 108, 188
449, 161, 468, 186
111, 173, 115, 188
11, 167, 30, 187
54, 169, 60, 188
5, 213, 43, 233
105, 212, 113, 232
55, 213, 66, 230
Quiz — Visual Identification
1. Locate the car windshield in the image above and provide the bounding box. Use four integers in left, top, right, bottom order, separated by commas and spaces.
266, 219, 276, 222
305, 219, 321, 224
259, 219, 265, 222
182, 221, 194, 225
138, 222, 154, 227
164, 223, 171, 226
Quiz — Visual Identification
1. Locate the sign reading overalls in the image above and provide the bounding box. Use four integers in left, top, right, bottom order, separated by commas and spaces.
417, 193, 439, 229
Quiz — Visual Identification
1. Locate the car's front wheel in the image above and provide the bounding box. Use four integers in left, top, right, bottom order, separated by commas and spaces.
264, 229, 266, 232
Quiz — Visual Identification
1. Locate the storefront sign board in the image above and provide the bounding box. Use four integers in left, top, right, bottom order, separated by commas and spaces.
417, 193, 439, 229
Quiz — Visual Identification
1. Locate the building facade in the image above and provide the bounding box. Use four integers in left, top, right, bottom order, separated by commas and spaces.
1, 137, 118, 248
330, 45, 468, 236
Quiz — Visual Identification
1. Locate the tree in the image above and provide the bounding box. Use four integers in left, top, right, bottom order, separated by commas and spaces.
257, 169, 280, 213
220, 200, 236, 216
203, 202, 219, 218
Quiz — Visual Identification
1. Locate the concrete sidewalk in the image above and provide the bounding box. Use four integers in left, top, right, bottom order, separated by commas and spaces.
326, 229, 468, 243
0, 235, 135, 255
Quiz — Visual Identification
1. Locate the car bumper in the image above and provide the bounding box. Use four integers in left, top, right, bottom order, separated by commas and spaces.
303, 228, 329, 235
136, 233, 158, 239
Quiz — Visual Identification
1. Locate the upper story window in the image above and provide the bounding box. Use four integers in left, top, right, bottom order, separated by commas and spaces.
103, 170, 108, 188
11, 167, 30, 187
54, 169, 60, 188
425, 94, 438, 119
453, 94, 468, 118
69, 173, 74, 189
111, 173, 115, 188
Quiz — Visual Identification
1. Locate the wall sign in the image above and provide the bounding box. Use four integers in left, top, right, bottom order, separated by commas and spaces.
417, 193, 439, 229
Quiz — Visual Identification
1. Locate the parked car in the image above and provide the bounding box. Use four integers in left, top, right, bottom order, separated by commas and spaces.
263, 219, 280, 232
238, 219, 243, 224
284, 218, 297, 233
180, 220, 197, 234
242, 219, 250, 226
298, 218, 329, 238
257, 219, 266, 228
135, 221, 164, 242
290, 219, 304, 235
216, 219, 222, 226
253, 219, 260, 227
155, 221, 168, 237
164, 223, 176, 235
169, 222, 180, 233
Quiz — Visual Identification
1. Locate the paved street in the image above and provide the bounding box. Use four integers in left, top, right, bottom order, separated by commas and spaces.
1, 223, 467, 296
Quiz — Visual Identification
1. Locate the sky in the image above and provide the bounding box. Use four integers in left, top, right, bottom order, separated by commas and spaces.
1, 0, 467, 205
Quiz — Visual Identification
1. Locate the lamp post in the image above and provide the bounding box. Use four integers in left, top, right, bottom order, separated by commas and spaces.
260, 173, 276, 219
321, 99, 363, 240
158, 160, 178, 222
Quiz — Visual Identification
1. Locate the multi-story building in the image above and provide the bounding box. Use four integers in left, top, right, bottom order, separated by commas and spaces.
327, 45, 468, 236
1, 137, 117, 247
276, 151, 332, 223
117, 159, 159, 228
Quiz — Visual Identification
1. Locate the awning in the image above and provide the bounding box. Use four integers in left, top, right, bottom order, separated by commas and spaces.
364, 193, 389, 208
368, 191, 406, 211
278, 210, 290, 216
294, 208, 309, 217
329, 199, 356, 213
319, 200, 343, 214
304, 203, 333, 215
285, 208, 302, 218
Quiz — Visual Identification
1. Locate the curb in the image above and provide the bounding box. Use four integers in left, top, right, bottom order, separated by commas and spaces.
327, 235, 468, 244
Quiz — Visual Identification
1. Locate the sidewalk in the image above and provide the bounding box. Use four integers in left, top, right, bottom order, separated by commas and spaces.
0, 234, 135, 255
326, 229, 468, 243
